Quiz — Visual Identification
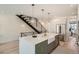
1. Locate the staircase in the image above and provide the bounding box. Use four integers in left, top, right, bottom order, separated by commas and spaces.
16, 14, 47, 34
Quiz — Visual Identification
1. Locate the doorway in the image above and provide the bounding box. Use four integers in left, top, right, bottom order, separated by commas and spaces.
69, 22, 77, 37
56, 24, 66, 35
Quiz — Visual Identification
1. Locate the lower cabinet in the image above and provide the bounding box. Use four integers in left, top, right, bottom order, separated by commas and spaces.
48, 35, 59, 53
35, 40, 48, 54
57, 34, 64, 41
35, 35, 59, 54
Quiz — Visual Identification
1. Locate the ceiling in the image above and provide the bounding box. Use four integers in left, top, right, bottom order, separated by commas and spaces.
0, 4, 77, 22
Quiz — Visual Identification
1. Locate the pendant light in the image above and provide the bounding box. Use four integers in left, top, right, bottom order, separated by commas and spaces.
31, 4, 35, 18
41, 9, 45, 32
31, 4, 38, 28
48, 12, 50, 22
31, 4, 35, 23
41, 9, 44, 20
41, 9, 44, 25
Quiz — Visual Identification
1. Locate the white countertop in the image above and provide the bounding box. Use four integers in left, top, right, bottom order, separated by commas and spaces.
19, 33, 58, 44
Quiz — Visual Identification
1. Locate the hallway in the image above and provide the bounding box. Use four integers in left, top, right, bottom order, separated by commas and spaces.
52, 37, 79, 54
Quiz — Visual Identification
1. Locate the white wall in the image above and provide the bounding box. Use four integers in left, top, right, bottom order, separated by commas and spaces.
47, 17, 66, 33
0, 14, 33, 43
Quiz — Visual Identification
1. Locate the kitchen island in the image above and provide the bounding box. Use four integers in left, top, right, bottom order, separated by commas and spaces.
19, 33, 59, 54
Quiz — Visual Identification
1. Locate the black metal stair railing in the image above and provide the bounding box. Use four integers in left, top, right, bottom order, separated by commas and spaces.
16, 14, 47, 34
34, 18, 47, 33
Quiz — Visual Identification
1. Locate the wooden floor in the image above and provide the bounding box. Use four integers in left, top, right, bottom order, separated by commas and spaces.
52, 37, 79, 54
0, 40, 19, 54
0, 37, 79, 54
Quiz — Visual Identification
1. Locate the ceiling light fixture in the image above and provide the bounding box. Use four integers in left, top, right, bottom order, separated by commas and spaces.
31, 4, 37, 27
41, 9, 44, 20
32, 4, 35, 18
48, 12, 50, 22
31, 4, 35, 22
